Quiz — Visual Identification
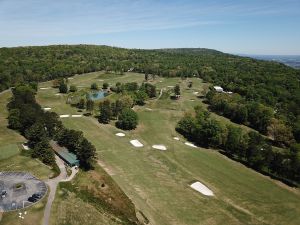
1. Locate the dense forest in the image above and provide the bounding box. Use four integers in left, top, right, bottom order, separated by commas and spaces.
0, 45, 299, 143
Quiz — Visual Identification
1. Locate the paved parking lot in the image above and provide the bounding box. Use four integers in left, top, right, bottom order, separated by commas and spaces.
0, 172, 47, 212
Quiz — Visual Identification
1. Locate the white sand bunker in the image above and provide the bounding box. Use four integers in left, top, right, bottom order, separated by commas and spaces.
190, 99, 195, 102
55, 93, 61, 96
71, 115, 82, 118
116, 133, 125, 137
193, 92, 199, 95
190, 181, 214, 196
173, 137, 180, 141
152, 145, 167, 151
185, 142, 198, 148
60, 115, 70, 118
40, 87, 50, 90
68, 77, 74, 80
22, 143, 29, 150
130, 140, 143, 147
43, 107, 51, 111
167, 86, 174, 88
145, 108, 153, 111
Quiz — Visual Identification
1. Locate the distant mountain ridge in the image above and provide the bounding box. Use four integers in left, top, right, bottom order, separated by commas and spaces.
239, 54, 300, 69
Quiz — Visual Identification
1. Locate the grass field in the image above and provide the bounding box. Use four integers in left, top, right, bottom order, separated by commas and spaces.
34, 71, 300, 225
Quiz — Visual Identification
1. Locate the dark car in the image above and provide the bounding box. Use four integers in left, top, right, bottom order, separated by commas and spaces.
28, 196, 37, 202
32, 193, 42, 199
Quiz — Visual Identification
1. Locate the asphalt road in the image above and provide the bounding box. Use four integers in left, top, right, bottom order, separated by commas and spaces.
42, 155, 67, 225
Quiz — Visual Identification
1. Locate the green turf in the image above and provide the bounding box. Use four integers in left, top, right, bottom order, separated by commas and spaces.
0, 144, 20, 160
36, 72, 300, 225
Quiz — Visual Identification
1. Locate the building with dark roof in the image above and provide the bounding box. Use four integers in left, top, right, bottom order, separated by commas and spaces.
49, 140, 80, 167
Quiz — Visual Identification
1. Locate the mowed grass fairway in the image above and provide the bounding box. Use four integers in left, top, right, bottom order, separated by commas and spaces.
36, 72, 300, 225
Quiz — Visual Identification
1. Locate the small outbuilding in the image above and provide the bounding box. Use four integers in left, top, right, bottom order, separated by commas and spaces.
213, 86, 223, 92
49, 141, 80, 167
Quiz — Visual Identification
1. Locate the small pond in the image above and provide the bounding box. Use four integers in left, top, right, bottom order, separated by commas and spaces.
88, 91, 108, 101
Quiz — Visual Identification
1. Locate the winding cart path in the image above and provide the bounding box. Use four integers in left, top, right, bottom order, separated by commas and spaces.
42, 155, 78, 225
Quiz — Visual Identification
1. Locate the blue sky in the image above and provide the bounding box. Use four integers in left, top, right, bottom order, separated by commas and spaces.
0, 0, 299, 54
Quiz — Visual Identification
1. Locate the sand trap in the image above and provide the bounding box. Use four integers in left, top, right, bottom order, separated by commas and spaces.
55, 93, 61, 96
193, 92, 199, 95
115, 133, 125, 137
60, 115, 70, 118
152, 145, 167, 151
22, 144, 29, 150
68, 77, 74, 80
130, 140, 143, 147
190, 181, 214, 196
98, 79, 104, 81
173, 137, 180, 141
43, 107, 51, 111
159, 81, 163, 83
71, 115, 82, 118
185, 142, 198, 148
145, 108, 153, 111
190, 99, 195, 102
40, 87, 50, 90
167, 86, 174, 88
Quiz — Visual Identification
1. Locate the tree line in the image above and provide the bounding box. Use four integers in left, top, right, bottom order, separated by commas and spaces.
176, 106, 300, 184
206, 89, 296, 147
7, 84, 96, 170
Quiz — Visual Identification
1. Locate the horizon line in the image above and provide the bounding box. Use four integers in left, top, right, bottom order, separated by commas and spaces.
1, 43, 299, 56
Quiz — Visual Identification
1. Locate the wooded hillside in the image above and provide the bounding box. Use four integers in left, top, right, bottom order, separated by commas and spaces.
1, 45, 299, 141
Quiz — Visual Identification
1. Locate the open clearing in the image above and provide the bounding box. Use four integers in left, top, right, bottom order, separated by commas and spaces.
35, 71, 300, 225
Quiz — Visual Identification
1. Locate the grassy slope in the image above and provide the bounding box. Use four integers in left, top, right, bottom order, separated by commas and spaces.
50, 165, 138, 225
36, 72, 300, 225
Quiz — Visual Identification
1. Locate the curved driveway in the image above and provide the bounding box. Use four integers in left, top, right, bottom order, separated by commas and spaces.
42, 155, 67, 225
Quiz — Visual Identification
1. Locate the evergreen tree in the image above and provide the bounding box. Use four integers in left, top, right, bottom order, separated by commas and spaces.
77, 99, 85, 109
86, 99, 94, 113
174, 84, 180, 96
91, 83, 99, 90
99, 100, 111, 124
59, 82, 68, 93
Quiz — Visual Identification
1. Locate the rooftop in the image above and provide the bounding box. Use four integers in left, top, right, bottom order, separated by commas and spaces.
49, 140, 79, 166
